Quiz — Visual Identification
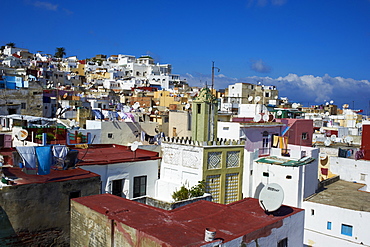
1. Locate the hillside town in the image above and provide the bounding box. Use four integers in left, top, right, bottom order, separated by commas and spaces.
1, 44, 369, 246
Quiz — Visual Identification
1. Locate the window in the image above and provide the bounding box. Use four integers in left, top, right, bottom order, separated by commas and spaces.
21, 103, 26, 109
265, 92, 270, 98
360, 173, 367, 181
108, 133, 113, 138
98, 103, 102, 108
341, 224, 353, 237
302, 132, 308, 140
133, 176, 147, 198
286, 175, 292, 179
197, 104, 201, 114
69, 190, 81, 210
327, 221, 332, 230
112, 179, 123, 197
223, 127, 229, 130
277, 238, 287, 247
311, 209, 315, 216
263, 172, 269, 177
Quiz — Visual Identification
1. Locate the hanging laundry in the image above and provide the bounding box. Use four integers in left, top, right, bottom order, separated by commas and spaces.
52, 145, 69, 167
16, 147, 37, 170
36, 146, 52, 175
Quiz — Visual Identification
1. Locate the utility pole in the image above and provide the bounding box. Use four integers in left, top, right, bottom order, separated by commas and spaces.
210, 62, 220, 141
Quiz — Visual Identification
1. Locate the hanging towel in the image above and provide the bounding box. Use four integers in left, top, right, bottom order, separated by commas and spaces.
16, 147, 37, 170
36, 146, 52, 175
52, 145, 69, 167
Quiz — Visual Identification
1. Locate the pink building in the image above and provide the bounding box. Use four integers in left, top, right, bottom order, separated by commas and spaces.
276, 119, 313, 147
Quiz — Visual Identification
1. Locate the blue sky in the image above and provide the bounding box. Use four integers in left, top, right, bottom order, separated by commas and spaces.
2, 0, 370, 112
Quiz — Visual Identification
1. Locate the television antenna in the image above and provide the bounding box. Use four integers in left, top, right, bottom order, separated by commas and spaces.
259, 183, 284, 213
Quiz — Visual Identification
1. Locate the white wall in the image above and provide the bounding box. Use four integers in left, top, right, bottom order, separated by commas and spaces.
156, 143, 204, 202
330, 157, 370, 191
79, 159, 159, 199
303, 201, 370, 246
217, 122, 240, 141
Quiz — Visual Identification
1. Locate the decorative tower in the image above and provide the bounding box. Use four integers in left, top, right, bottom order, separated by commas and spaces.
191, 87, 218, 142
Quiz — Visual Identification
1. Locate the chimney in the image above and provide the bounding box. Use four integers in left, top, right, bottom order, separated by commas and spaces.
204, 227, 216, 242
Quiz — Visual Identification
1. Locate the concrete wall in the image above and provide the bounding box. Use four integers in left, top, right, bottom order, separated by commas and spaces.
217, 122, 241, 141
0, 176, 100, 246
156, 142, 204, 201
330, 156, 370, 191
303, 201, 370, 246
79, 159, 159, 199
70, 200, 112, 247
168, 111, 192, 138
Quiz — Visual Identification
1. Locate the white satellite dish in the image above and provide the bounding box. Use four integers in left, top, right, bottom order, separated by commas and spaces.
325, 102, 329, 106
274, 95, 278, 99
319, 152, 328, 160
17, 129, 28, 141
254, 96, 261, 103
324, 139, 331, 146
263, 114, 269, 122
248, 96, 253, 102
343, 104, 349, 109
344, 136, 353, 144
132, 102, 140, 110
319, 127, 325, 133
356, 123, 362, 128
253, 114, 262, 122
325, 112, 330, 116
292, 103, 298, 109
259, 183, 284, 212
330, 100, 334, 104
130, 141, 139, 152
277, 110, 282, 116
330, 134, 337, 141
185, 103, 191, 109
148, 107, 153, 113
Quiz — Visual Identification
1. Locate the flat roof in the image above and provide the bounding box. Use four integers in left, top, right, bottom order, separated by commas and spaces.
305, 180, 370, 212
2, 167, 99, 185
256, 156, 315, 167
75, 144, 161, 166
73, 194, 302, 246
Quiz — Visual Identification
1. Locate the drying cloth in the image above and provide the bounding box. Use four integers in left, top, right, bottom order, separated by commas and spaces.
16, 147, 37, 170
36, 146, 52, 175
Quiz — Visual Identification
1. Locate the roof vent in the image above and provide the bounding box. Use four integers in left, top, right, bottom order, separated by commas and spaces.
205, 227, 216, 242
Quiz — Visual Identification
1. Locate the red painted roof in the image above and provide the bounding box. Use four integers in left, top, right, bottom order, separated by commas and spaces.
73, 194, 303, 246
2, 167, 100, 185
74, 144, 160, 166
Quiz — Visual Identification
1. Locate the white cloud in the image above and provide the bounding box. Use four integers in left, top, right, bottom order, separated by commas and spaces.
250, 59, 272, 73
32, 1, 58, 11
181, 72, 370, 110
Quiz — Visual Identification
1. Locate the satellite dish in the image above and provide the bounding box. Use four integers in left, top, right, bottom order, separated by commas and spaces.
274, 95, 278, 99
148, 107, 153, 113
248, 96, 253, 102
259, 183, 284, 212
17, 129, 28, 141
344, 136, 353, 144
63, 93, 68, 99
324, 139, 331, 146
292, 103, 298, 109
154, 110, 159, 114
319, 153, 327, 160
330, 135, 337, 141
253, 114, 262, 122
263, 114, 269, 122
319, 127, 325, 133
277, 110, 282, 116
254, 96, 261, 103
343, 104, 349, 109
130, 141, 139, 151
325, 102, 329, 106
325, 112, 330, 116
330, 100, 334, 104
356, 123, 362, 128
185, 103, 191, 109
